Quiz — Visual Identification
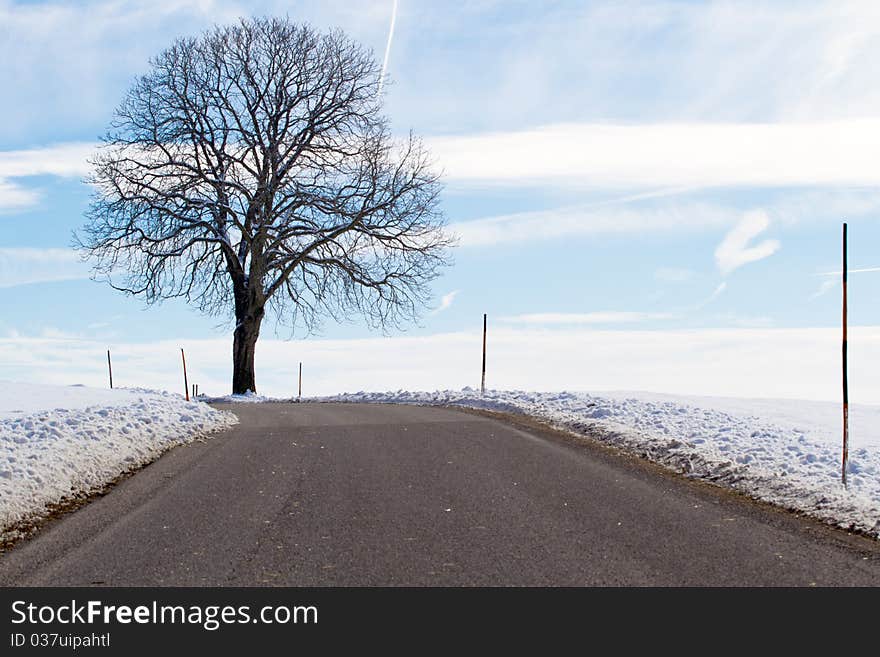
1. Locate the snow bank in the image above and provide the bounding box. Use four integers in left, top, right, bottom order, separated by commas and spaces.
0, 381, 156, 420
320, 389, 880, 537
0, 382, 237, 539
203, 391, 291, 404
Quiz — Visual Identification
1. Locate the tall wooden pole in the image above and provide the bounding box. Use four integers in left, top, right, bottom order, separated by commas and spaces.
181, 348, 190, 402
481, 313, 487, 395
842, 223, 849, 487
298, 362, 302, 401
107, 350, 113, 389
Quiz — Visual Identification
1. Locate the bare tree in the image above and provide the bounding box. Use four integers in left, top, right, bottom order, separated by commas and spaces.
78, 17, 452, 394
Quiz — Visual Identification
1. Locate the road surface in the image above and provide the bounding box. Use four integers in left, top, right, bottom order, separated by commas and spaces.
1, 402, 879, 585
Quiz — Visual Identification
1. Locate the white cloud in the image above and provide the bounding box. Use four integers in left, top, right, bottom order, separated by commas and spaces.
0, 180, 39, 211
500, 312, 674, 325
0, 1, 393, 144
811, 278, 839, 299
714, 211, 781, 275
0, 142, 96, 179
431, 289, 459, 315
449, 188, 880, 249
429, 121, 880, 189
393, 1, 880, 133
702, 282, 728, 307
811, 264, 880, 298
4, 1, 880, 144
2, 325, 879, 404
449, 201, 736, 247
0, 248, 90, 288
0, 143, 95, 210
669, 279, 727, 311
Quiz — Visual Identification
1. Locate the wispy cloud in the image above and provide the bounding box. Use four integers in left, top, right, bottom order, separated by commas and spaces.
0, 1, 405, 148
448, 201, 736, 247
0, 143, 95, 210
0, 142, 95, 179
429, 121, 880, 189
811, 278, 838, 299
0, 248, 90, 288
0, 0, 251, 143
0, 180, 39, 211
431, 289, 459, 315
500, 311, 674, 325
714, 211, 781, 275
449, 189, 880, 249
396, 1, 880, 131
702, 282, 728, 306
812, 264, 880, 298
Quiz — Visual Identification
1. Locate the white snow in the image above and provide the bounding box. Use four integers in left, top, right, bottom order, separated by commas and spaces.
0, 381, 151, 419
319, 388, 880, 537
204, 391, 283, 404
0, 381, 237, 540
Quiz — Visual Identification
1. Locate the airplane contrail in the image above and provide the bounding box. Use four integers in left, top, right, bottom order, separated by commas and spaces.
378, 0, 399, 95
818, 266, 880, 276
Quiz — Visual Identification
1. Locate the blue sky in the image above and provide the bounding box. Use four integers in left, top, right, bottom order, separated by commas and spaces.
2, 0, 880, 400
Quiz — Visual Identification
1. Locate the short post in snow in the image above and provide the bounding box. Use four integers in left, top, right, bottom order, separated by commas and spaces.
298, 361, 302, 401
107, 349, 113, 389
842, 222, 849, 487
181, 348, 190, 402
481, 313, 487, 396
192, 383, 196, 400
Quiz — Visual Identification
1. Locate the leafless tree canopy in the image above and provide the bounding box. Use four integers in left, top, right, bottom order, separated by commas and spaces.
78, 17, 452, 392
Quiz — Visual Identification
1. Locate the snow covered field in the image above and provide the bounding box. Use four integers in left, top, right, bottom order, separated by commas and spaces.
0, 381, 237, 541
320, 389, 880, 537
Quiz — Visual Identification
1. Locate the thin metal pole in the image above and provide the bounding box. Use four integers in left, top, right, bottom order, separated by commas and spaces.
298, 362, 302, 401
842, 223, 849, 487
181, 348, 190, 402
481, 313, 487, 395
107, 350, 113, 389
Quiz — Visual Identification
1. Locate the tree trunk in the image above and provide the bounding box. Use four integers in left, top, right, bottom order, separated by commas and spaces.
232, 309, 264, 395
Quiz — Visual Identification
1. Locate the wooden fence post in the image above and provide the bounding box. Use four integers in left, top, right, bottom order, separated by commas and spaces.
181, 348, 189, 402
842, 222, 849, 487
481, 313, 487, 395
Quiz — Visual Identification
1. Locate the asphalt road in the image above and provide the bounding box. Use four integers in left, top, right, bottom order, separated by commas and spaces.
2, 402, 880, 586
